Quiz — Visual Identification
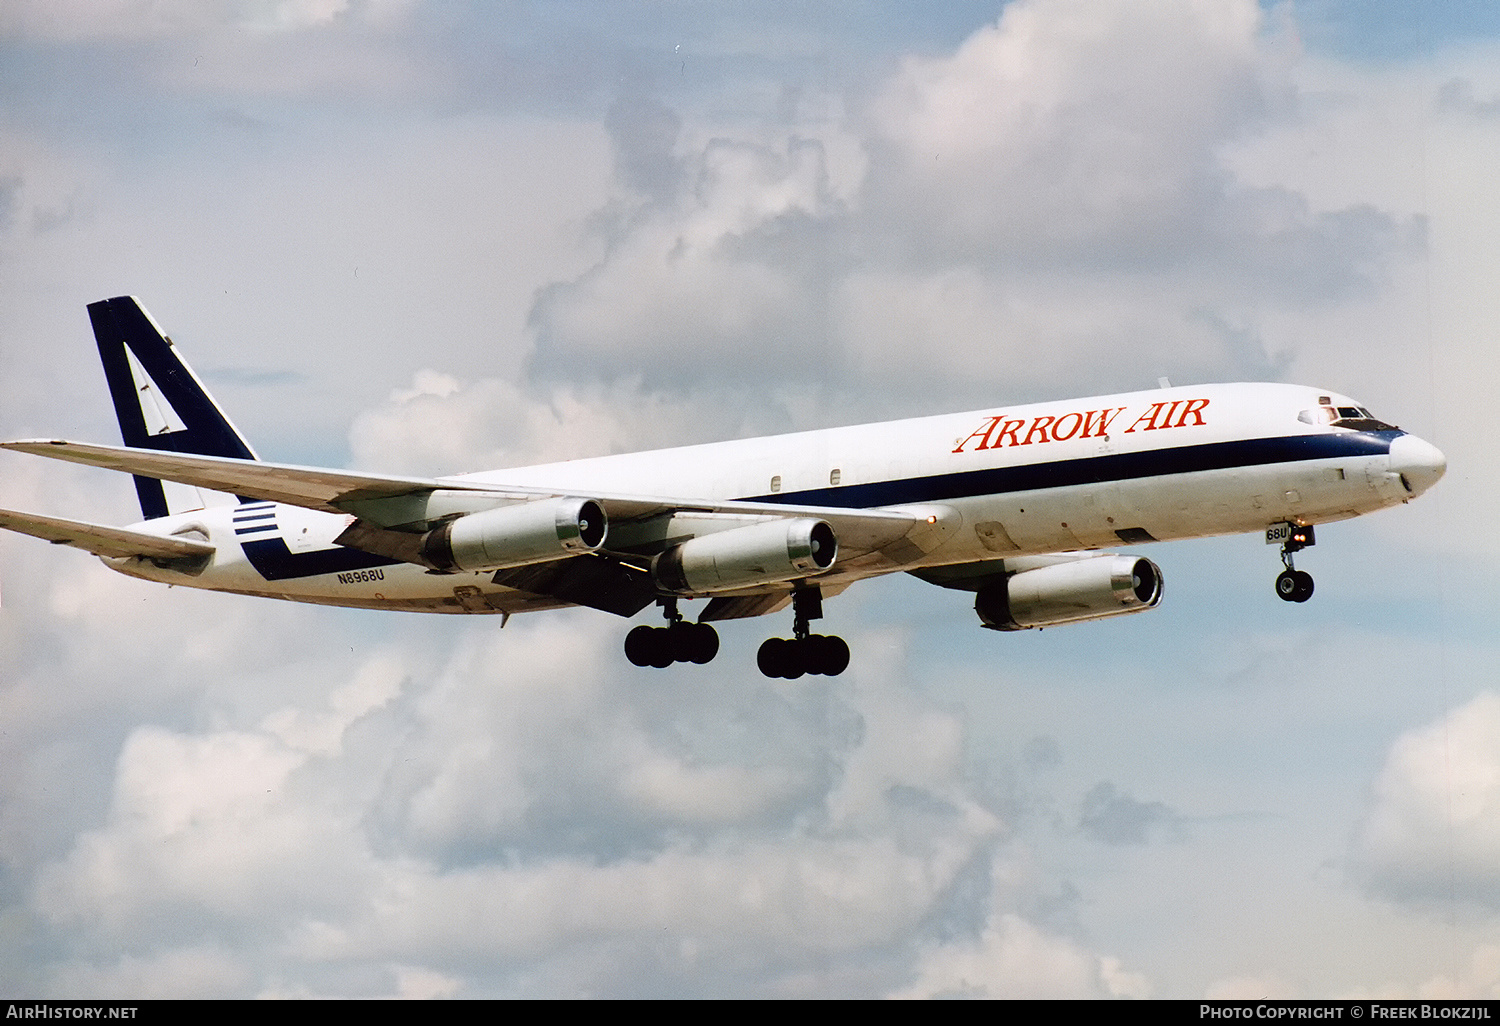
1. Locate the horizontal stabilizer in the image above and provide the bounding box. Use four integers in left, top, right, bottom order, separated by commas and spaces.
0, 508, 215, 561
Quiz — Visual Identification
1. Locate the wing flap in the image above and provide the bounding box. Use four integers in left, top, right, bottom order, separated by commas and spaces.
0, 508, 215, 561
489, 555, 658, 617
699, 593, 793, 621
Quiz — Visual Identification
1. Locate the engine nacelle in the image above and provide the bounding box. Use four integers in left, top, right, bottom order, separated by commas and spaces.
420, 497, 606, 572
975, 555, 1163, 631
652, 518, 837, 594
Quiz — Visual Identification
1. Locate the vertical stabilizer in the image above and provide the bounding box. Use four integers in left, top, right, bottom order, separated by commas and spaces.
88, 296, 259, 519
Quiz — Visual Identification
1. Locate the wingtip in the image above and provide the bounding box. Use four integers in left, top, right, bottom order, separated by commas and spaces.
2, 438, 73, 451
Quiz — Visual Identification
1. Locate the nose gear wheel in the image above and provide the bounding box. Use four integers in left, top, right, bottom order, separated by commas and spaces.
1274, 526, 1315, 602
1275, 568, 1314, 603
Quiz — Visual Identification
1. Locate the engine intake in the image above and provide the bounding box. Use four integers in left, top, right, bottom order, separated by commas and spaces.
420, 497, 606, 572
975, 555, 1163, 631
653, 518, 837, 594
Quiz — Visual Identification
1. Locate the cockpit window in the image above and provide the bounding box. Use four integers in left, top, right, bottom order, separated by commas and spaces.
1298, 405, 1397, 431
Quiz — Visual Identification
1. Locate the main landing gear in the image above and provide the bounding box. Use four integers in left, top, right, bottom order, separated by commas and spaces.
1273, 524, 1316, 603
756, 587, 849, 679
623, 588, 849, 677
624, 598, 720, 667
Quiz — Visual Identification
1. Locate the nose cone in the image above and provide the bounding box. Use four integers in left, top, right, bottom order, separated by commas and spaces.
1388, 434, 1447, 498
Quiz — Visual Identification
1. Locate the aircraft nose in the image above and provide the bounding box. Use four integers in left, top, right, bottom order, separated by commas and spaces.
1388, 434, 1446, 497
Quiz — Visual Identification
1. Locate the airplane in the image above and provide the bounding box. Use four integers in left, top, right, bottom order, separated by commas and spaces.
0, 297, 1446, 678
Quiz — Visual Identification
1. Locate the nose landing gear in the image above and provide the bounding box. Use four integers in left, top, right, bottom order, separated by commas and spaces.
1270, 523, 1316, 603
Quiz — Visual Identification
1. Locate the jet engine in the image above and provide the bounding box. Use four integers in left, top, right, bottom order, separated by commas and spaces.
975, 554, 1163, 631
652, 518, 837, 594
420, 497, 606, 572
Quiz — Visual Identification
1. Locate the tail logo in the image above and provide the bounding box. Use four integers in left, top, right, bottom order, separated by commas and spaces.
90, 297, 258, 518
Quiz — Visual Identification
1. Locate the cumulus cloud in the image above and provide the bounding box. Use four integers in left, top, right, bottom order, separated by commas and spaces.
43, 946, 252, 1000
892, 908, 1151, 999
18, 615, 1048, 996
32, 660, 402, 937
347, 369, 789, 475
1353, 691, 1500, 912
526, 0, 1419, 408
863, 0, 1267, 261
1208, 943, 1500, 1001
0, 0, 415, 41
1409, 945, 1500, 1000
843, 0, 1417, 397
1204, 972, 1306, 999
1076, 781, 1182, 846
530, 132, 847, 387
364, 621, 839, 861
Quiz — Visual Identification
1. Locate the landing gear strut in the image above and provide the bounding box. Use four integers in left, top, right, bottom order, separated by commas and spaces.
1273, 524, 1315, 603
757, 587, 850, 679
625, 598, 720, 667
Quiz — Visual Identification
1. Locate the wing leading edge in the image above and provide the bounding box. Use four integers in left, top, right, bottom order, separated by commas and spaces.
0, 439, 944, 569
0, 439, 481, 512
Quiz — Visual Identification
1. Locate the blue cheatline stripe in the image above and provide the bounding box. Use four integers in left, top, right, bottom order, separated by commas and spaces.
233, 505, 401, 581
737, 431, 1399, 509
240, 429, 1397, 584
231, 507, 405, 585
241, 537, 401, 582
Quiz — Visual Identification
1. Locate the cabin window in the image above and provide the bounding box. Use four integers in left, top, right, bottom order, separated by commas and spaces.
770, 475, 782, 493
829, 468, 841, 486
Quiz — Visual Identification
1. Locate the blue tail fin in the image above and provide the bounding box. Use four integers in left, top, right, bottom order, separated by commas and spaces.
89, 296, 259, 520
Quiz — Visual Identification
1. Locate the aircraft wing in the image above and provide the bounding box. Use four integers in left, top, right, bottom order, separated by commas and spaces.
1, 439, 944, 561
0, 507, 215, 561
1, 439, 496, 512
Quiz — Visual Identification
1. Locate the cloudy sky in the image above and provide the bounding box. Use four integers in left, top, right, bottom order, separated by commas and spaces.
1, 0, 1497, 999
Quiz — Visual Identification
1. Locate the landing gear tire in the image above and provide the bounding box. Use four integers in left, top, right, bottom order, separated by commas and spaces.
1292, 571, 1314, 602
626, 622, 720, 667
624, 624, 674, 667
757, 634, 849, 679
1275, 569, 1314, 603
805, 634, 850, 676
678, 621, 719, 664
757, 637, 800, 680
625, 625, 658, 666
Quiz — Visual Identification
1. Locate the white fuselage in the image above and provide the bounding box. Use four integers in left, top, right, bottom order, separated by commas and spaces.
103, 382, 1443, 615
